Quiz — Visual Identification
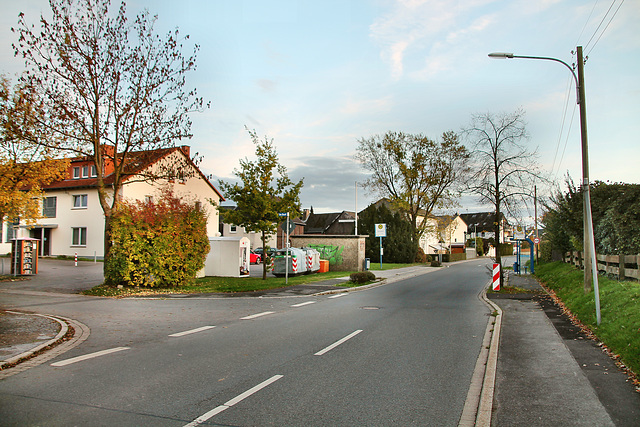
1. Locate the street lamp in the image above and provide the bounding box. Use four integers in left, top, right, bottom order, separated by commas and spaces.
488, 46, 601, 325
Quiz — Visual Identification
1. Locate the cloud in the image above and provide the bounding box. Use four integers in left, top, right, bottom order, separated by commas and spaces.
369, 0, 496, 80
256, 79, 277, 92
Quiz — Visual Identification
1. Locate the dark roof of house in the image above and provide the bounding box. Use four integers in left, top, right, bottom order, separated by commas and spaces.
459, 212, 505, 231
304, 211, 355, 234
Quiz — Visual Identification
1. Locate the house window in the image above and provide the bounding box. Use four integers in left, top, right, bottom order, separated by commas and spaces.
72, 227, 87, 246
90, 165, 97, 177
144, 195, 154, 204
82, 166, 89, 178
230, 225, 237, 233
73, 167, 81, 179
43, 196, 57, 218
73, 194, 88, 209
5, 223, 15, 242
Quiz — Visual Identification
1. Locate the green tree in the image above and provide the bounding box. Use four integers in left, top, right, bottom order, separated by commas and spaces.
218, 128, 304, 279
0, 76, 68, 225
355, 131, 469, 246
358, 202, 418, 263
462, 109, 543, 281
12, 0, 206, 272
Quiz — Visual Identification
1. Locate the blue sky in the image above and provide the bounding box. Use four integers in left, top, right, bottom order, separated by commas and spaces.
1, 0, 638, 219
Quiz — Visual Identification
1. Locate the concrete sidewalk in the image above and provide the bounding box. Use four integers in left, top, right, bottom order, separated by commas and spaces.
490, 274, 640, 426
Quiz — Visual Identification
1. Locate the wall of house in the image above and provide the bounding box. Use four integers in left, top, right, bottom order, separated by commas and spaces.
1, 150, 223, 259
290, 235, 367, 272
221, 223, 276, 251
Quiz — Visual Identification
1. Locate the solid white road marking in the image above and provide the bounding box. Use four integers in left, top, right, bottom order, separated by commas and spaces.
314, 330, 363, 356
240, 311, 275, 320
50, 347, 130, 367
169, 326, 216, 337
184, 375, 284, 427
328, 293, 346, 299
291, 301, 315, 307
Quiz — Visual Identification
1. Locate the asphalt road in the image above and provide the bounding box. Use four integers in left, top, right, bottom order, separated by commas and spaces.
0, 259, 492, 426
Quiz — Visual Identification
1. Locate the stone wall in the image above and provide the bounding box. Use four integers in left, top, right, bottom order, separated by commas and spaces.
290, 235, 368, 272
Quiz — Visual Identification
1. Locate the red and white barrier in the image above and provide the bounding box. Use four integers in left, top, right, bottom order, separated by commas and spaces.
492, 263, 500, 291
292, 256, 298, 273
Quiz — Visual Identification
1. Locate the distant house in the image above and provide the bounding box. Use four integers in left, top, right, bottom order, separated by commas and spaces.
1, 146, 223, 258
419, 214, 468, 255
304, 211, 356, 235
218, 205, 277, 251
459, 212, 511, 243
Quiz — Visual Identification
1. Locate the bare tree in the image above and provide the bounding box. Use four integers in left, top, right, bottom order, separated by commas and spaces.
355, 131, 469, 247
12, 0, 207, 266
462, 109, 542, 278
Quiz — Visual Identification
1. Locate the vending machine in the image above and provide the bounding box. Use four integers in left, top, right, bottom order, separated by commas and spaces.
11, 237, 39, 275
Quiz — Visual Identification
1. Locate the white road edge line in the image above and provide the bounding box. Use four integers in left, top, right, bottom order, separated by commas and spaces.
50, 347, 130, 367
328, 293, 346, 299
184, 374, 284, 427
241, 311, 275, 320
291, 301, 315, 307
169, 326, 216, 337
315, 330, 363, 356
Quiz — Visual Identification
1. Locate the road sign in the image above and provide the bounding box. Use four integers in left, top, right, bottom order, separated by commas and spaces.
375, 223, 387, 238
533, 237, 540, 244
278, 212, 288, 217
281, 218, 296, 234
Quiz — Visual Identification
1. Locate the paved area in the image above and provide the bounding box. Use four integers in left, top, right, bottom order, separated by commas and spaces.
2, 259, 639, 426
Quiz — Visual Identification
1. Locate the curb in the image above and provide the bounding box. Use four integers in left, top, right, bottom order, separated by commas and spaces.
458, 281, 503, 427
0, 311, 68, 368
0, 313, 90, 379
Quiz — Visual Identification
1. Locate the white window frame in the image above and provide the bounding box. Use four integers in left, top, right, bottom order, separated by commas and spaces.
73, 194, 88, 209
73, 167, 81, 179
43, 196, 57, 218
90, 165, 97, 177
71, 227, 87, 247
82, 165, 89, 178
229, 225, 237, 233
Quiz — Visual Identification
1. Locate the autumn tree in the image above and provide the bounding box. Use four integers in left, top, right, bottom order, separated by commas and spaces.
462, 109, 543, 279
0, 76, 68, 227
218, 128, 304, 280
12, 0, 206, 269
355, 131, 469, 248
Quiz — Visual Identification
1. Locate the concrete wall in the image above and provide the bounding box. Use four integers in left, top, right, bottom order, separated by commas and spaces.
290, 235, 367, 272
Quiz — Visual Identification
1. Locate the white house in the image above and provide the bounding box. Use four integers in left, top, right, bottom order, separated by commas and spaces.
418, 214, 468, 255
1, 146, 223, 258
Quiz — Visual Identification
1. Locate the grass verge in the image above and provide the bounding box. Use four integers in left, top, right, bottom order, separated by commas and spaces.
535, 261, 640, 378
83, 270, 355, 297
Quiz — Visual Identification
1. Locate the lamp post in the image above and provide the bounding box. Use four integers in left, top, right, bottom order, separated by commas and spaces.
488, 46, 601, 325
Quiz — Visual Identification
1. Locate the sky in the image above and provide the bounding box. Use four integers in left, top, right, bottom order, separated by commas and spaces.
1, 0, 639, 221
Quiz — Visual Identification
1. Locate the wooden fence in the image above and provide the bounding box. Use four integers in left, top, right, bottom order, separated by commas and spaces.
564, 251, 640, 281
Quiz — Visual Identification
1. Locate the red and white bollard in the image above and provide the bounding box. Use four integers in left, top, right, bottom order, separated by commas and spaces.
75, 252, 78, 267
492, 263, 500, 291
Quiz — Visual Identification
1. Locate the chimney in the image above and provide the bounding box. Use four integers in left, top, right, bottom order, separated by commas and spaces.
303, 208, 310, 221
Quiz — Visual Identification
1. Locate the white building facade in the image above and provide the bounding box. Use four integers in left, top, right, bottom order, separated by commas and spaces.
1, 146, 223, 258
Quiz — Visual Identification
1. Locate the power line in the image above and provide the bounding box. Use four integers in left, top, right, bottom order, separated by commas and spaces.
587, 0, 625, 56
550, 74, 574, 177
584, 0, 618, 50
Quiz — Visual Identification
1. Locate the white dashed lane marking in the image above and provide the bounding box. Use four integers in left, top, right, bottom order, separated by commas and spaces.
169, 326, 216, 337
51, 347, 130, 367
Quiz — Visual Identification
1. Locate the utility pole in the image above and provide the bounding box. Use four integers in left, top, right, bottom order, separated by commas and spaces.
535, 185, 539, 264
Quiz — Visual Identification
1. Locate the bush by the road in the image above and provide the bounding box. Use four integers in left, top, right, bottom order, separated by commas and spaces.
535, 261, 640, 378
349, 271, 376, 284
104, 189, 209, 288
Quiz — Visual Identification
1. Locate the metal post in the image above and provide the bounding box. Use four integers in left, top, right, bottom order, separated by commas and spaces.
379, 236, 383, 269
285, 212, 290, 285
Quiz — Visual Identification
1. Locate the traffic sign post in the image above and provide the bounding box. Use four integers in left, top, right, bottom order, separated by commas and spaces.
375, 224, 387, 269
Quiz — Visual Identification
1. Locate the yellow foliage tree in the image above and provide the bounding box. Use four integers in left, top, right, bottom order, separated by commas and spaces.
0, 76, 68, 225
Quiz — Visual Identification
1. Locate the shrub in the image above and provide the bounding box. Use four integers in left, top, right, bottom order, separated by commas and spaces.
414, 247, 427, 263
349, 271, 376, 284
105, 188, 209, 288
430, 260, 441, 267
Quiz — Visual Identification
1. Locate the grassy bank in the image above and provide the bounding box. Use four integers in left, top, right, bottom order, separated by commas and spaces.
535, 261, 640, 377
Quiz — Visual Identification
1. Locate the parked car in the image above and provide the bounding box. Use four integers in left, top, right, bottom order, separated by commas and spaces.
250, 251, 262, 264
254, 247, 277, 259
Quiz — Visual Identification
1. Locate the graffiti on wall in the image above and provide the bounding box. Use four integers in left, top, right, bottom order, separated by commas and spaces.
308, 244, 344, 265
